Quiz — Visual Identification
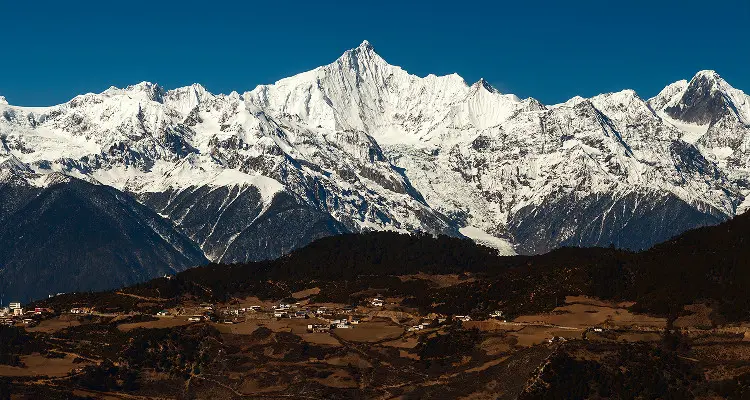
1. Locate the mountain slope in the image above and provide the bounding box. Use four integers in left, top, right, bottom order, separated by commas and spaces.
245, 42, 741, 253
0, 171, 207, 301
0, 40, 749, 288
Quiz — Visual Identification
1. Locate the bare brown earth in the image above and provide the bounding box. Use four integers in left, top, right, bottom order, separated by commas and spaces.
0, 354, 88, 377
26, 315, 81, 333
8, 294, 750, 399
117, 316, 193, 332
333, 321, 404, 342
398, 273, 476, 287
514, 296, 667, 329
291, 287, 320, 299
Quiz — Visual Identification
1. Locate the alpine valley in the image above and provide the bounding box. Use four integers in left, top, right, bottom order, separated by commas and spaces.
2, 41, 749, 300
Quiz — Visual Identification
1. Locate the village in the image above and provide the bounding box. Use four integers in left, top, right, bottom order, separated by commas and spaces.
1, 290, 696, 347
2, 290, 511, 340
0, 302, 54, 328
3, 288, 748, 399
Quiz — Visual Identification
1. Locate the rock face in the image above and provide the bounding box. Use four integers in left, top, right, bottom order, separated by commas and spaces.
0, 171, 207, 301
1, 41, 749, 297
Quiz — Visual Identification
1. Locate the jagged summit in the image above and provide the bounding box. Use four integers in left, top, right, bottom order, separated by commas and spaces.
359, 39, 373, 50
102, 81, 166, 103
472, 78, 499, 93
692, 69, 723, 82
0, 95, 7, 105
336, 39, 388, 70
664, 70, 736, 125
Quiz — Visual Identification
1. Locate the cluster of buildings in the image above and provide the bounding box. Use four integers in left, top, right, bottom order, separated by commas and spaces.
307, 316, 361, 332
183, 301, 370, 330
0, 302, 51, 326
69, 307, 94, 314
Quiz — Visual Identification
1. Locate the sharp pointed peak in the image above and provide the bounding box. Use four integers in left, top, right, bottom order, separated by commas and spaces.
341, 40, 377, 56
471, 78, 499, 93
0, 95, 7, 105
336, 40, 389, 68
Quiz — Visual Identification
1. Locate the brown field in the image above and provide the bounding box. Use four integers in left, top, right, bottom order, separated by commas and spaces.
117, 317, 192, 332
381, 336, 419, 349
398, 349, 420, 360
219, 321, 260, 335
564, 295, 635, 308
229, 296, 276, 309
0, 354, 88, 377
334, 322, 404, 342
615, 331, 663, 342
26, 315, 81, 333
292, 287, 320, 299
71, 389, 130, 400
300, 333, 342, 346
313, 369, 358, 388
238, 378, 289, 395
674, 304, 714, 328
511, 326, 582, 347
257, 318, 327, 334
463, 320, 525, 332
372, 310, 418, 323
479, 337, 513, 355
514, 297, 666, 329
398, 273, 475, 287
325, 352, 372, 369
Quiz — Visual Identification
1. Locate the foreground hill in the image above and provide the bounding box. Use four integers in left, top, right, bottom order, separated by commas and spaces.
34, 208, 750, 322
4, 211, 750, 398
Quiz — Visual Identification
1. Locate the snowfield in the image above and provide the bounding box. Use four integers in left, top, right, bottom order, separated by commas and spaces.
1, 41, 749, 257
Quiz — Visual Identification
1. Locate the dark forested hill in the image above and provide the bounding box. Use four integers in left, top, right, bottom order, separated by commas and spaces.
34, 211, 750, 322
0, 174, 207, 302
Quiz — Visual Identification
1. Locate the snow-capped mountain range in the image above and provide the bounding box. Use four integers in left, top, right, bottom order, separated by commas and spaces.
2, 40, 749, 299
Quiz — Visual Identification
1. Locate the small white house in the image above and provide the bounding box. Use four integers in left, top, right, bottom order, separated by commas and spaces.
455, 315, 471, 322
308, 324, 330, 333
371, 298, 384, 307
187, 316, 203, 322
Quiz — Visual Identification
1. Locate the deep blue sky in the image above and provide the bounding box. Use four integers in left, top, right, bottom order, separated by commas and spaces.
2, 0, 748, 106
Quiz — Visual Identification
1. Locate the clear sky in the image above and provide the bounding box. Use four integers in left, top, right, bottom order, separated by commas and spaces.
2, 0, 748, 106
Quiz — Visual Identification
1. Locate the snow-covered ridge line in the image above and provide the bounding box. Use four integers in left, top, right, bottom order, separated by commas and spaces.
1, 40, 749, 259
